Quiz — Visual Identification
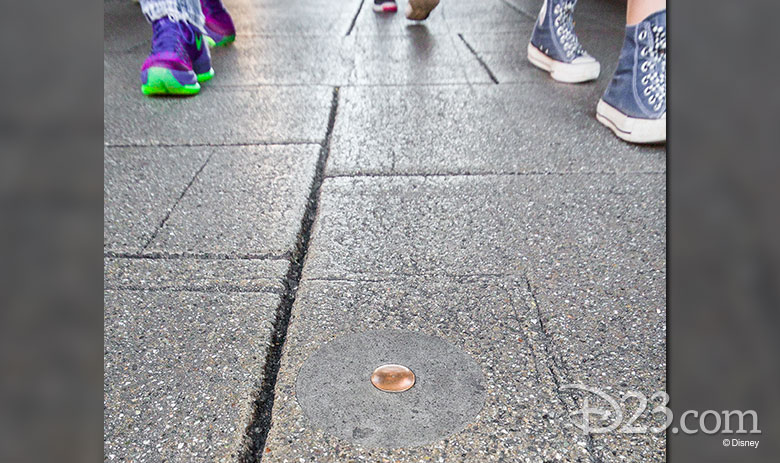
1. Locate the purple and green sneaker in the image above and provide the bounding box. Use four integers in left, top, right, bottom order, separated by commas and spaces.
200, 0, 236, 47
140, 18, 214, 96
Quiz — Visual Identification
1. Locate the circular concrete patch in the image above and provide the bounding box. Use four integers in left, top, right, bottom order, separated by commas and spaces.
296, 330, 486, 448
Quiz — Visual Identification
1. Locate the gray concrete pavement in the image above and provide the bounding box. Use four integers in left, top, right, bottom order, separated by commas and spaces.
104, 0, 666, 461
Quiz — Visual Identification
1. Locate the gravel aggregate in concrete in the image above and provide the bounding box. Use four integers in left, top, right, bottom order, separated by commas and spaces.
104, 146, 210, 253
104, 290, 279, 463
104, 86, 334, 146
146, 144, 320, 257
262, 276, 591, 462
328, 84, 665, 176
103, 257, 287, 293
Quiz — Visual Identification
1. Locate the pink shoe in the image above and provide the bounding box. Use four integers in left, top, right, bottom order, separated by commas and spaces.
373, 0, 398, 13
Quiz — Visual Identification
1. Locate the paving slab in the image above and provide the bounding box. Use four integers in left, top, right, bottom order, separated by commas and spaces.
104, 288, 279, 463
348, 30, 492, 85
328, 84, 665, 176
229, 0, 359, 37
278, 173, 665, 460
104, 82, 334, 145
145, 144, 319, 256
104, 146, 211, 253
262, 276, 591, 462
524, 213, 666, 462
304, 174, 663, 279
104, 36, 355, 88
208, 37, 355, 86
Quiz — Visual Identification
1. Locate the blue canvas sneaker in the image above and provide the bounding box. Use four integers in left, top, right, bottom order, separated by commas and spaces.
527, 0, 600, 83
596, 9, 666, 143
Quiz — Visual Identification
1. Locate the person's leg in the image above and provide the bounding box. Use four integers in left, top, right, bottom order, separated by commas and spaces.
527, 0, 600, 83
596, 0, 666, 143
406, 0, 440, 20
627, 0, 665, 25
140, 0, 205, 32
139, 0, 213, 96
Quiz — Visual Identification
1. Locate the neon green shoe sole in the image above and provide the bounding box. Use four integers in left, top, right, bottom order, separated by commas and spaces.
141, 67, 200, 96
197, 67, 215, 83
204, 34, 236, 48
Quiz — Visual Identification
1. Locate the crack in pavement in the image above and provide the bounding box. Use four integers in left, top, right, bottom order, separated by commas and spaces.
457, 33, 500, 84
345, 0, 365, 36
141, 152, 213, 251
522, 277, 606, 463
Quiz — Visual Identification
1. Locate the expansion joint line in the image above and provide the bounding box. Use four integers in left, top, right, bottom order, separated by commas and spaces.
346, 0, 365, 36
457, 33, 499, 84
240, 87, 341, 463
141, 152, 213, 250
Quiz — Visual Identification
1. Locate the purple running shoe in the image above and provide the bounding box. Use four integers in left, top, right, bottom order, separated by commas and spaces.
140, 18, 214, 96
200, 0, 236, 47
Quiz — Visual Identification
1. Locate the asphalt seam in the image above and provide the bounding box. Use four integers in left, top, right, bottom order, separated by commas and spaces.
240, 86, 341, 463
103, 251, 290, 260
345, 0, 365, 36
524, 278, 606, 463
140, 151, 213, 251
457, 33, 500, 84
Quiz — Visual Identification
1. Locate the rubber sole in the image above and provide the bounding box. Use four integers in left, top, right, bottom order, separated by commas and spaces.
197, 67, 215, 83
527, 43, 600, 83
596, 99, 666, 144
406, 0, 439, 20
204, 33, 236, 48
373, 2, 398, 12
141, 67, 200, 96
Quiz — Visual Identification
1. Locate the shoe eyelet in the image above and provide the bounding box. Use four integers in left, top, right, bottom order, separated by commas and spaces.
639, 30, 647, 40
642, 75, 650, 85
644, 87, 652, 96
649, 95, 656, 103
